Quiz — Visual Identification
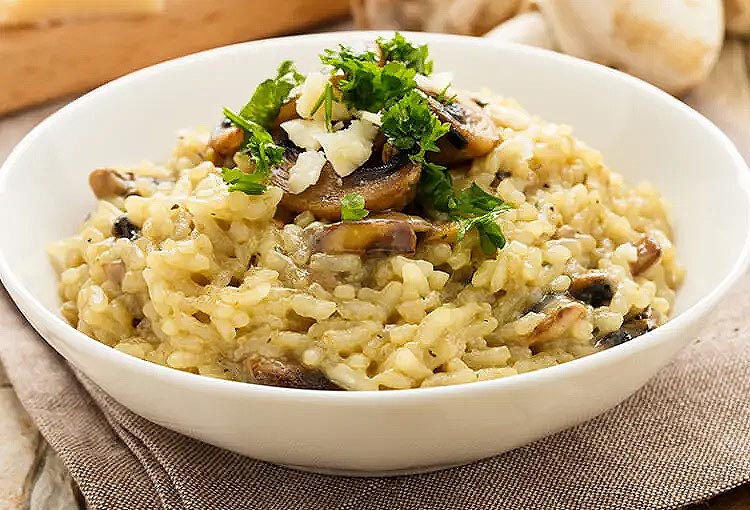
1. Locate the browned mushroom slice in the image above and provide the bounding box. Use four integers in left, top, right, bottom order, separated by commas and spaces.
424, 93, 500, 165
422, 221, 460, 243
273, 98, 300, 128
102, 260, 126, 285
209, 121, 244, 156
272, 148, 422, 221
310, 219, 417, 255
526, 297, 586, 345
367, 212, 433, 232
569, 271, 615, 308
245, 354, 341, 390
630, 236, 662, 276
89, 168, 136, 199
595, 307, 657, 349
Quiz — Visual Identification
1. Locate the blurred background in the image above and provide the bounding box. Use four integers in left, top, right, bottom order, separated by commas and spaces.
0, 0, 748, 157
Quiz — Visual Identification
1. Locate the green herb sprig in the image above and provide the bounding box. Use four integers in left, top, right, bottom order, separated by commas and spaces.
380, 90, 450, 164
376, 33, 433, 75
221, 107, 285, 195
238, 60, 304, 128
341, 193, 369, 221
320, 46, 416, 112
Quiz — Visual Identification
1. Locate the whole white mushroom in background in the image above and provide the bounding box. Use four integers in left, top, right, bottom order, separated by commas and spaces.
485, 11, 556, 50
532, 0, 725, 96
352, 0, 523, 35
725, 0, 750, 35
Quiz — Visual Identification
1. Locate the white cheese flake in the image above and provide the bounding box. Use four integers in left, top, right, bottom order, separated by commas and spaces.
357, 110, 382, 126
280, 119, 327, 151
295, 72, 350, 121
314, 120, 379, 178
415, 72, 455, 96
287, 151, 327, 194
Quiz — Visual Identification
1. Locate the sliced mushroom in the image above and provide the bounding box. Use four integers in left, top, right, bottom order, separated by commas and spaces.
272, 148, 422, 221
89, 169, 136, 199
630, 236, 662, 276
526, 296, 586, 345
569, 271, 615, 308
595, 307, 657, 349
112, 216, 140, 240
209, 121, 244, 156
309, 219, 417, 255
244, 354, 341, 390
424, 93, 501, 165
367, 212, 434, 232
102, 260, 126, 285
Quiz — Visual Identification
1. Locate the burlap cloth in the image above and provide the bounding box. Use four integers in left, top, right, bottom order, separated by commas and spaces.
1, 274, 749, 510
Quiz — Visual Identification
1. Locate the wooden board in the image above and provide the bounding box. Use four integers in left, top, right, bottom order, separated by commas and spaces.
0, 0, 350, 115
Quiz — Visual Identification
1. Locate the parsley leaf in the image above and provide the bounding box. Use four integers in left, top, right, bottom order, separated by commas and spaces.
450, 184, 512, 254
377, 33, 433, 75
221, 107, 285, 194
456, 212, 507, 254
310, 82, 334, 132
341, 193, 369, 221
418, 176, 512, 254
451, 183, 512, 217
221, 167, 267, 195
418, 162, 455, 213
239, 60, 304, 128
381, 90, 450, 164
320, 46, 416, 112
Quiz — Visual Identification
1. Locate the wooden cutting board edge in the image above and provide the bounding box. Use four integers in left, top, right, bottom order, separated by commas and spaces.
0, 0, 351, 115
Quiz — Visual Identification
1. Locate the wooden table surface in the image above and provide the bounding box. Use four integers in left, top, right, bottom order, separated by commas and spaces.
1, 39, 749, 510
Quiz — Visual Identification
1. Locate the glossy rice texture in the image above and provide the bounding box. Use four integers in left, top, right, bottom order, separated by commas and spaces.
48, 91, 684, 390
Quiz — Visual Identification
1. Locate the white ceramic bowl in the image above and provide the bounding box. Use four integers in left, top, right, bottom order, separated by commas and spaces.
1, 32, 749, 476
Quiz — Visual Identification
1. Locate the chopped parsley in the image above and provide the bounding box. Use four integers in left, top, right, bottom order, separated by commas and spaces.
435, 83, 457, 105
221, 107, 285, 194
310, 82, 334, 132
418, 170, 512, 254
221, 167, 267, 195
238, 60, 304, 128
381, 90, 450, 164
450, 184, 512, 254
340, 193, 369, 221
418, 162, 455, 212
377, 33, 433, 75
320, 45, 416, 112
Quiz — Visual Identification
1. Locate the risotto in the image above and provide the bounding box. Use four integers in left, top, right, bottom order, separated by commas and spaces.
48, 35, 684, 390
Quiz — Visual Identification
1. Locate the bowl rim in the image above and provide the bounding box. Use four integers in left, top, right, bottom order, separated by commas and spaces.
1, 31, 749, 403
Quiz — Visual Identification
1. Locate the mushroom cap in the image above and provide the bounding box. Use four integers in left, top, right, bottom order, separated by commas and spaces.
725, 0, 750, 35
425, 93, 501, 165
309, 218, 417, 255
536, 0, 725, 96
272, 147, 422, 221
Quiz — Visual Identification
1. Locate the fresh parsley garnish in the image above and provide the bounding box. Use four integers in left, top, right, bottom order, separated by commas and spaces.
238, 60, 304, 128
310, 82, 334, 132
376, 33, 433, 75
381, 90, 450, 164
340, 193, 369, 221
418, 162, 455, 212
418, 172, 512, 254
221, 167, 267, 195
435, 83, 457, 105
450, 184, 512, 253
221, 107, 285, 194
320, 45, 416, 112
457, 212, 508, 254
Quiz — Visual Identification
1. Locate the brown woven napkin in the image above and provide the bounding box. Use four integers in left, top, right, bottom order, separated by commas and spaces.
1, 278, 749, 510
